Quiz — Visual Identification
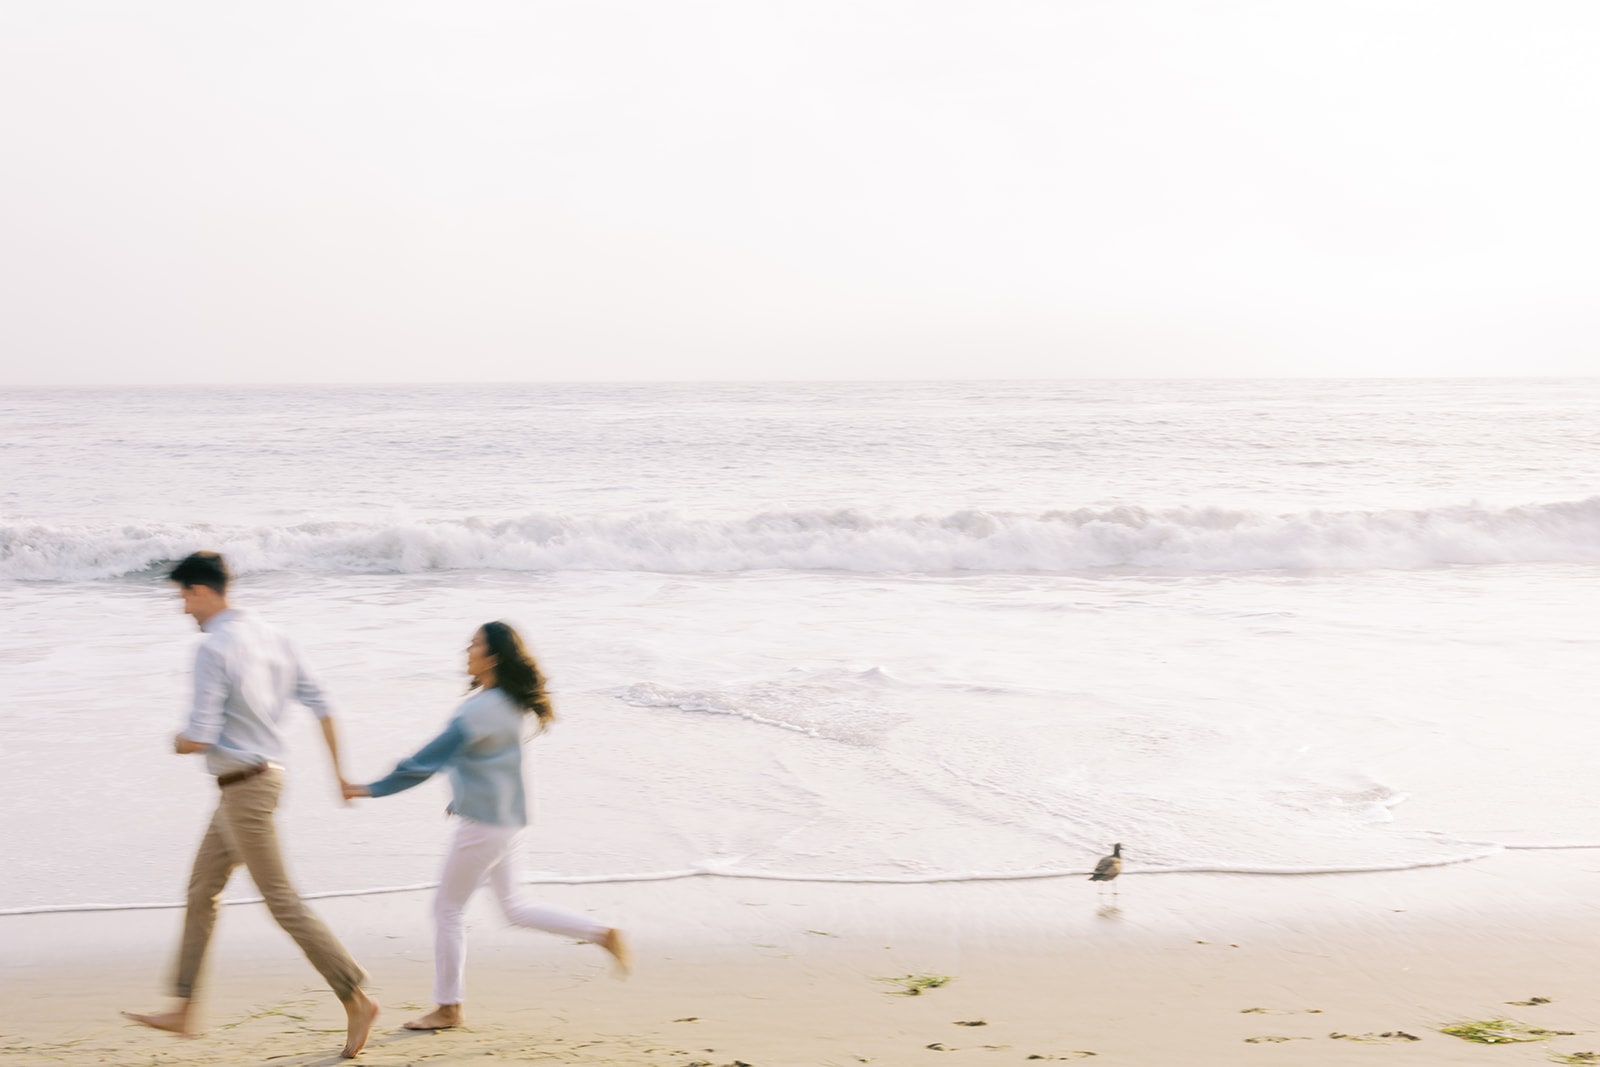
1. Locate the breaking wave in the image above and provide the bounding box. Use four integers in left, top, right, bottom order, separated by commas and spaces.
5, 498, 1600, 580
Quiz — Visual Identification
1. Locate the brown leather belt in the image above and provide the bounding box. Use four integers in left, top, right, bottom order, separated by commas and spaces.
217, 762, 277, 788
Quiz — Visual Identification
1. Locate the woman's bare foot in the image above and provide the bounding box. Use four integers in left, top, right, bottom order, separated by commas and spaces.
340, 990, 380, 1058
403, 1004, 463, 1031
600, 927, 631, 977
121, 1002, 197, 1037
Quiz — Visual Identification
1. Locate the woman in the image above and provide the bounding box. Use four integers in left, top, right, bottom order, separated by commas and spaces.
345, 621, 628, 1031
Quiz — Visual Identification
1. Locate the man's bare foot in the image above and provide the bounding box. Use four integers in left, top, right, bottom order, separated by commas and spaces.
402, 1004, 462, 1031
340, 990, 380, 1058
600, 927, 631, 977
121, 1003, 197, 1037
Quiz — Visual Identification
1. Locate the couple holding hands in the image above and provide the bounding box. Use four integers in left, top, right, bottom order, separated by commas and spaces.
124, 551, 628, 1059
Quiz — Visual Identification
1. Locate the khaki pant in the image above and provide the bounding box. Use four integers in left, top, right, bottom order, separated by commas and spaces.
174, 767, 366, 1000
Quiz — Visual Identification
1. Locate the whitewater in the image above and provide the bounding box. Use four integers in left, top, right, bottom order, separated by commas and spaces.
9, 497, 1600, 579
2, 379, 1597, 913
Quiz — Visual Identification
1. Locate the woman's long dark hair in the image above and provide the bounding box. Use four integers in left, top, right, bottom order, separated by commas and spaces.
476, 620, 555, 730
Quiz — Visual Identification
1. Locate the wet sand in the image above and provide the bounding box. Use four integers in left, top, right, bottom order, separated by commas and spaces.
4, 850, 1599, 1065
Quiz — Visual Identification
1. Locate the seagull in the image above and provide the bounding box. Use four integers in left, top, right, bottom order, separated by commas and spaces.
1089, 843, 1123, 897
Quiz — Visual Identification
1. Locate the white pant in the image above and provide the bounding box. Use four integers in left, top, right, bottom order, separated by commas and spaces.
432, 817, 608, 1005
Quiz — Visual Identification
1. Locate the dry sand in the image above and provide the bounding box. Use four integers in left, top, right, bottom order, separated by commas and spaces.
4, 850, 1600, 1066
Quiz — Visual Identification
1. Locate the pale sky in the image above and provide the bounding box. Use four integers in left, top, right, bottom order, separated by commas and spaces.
1, 1, 1597, 384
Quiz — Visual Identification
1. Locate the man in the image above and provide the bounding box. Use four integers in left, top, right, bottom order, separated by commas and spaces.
124, 551, 379, 1058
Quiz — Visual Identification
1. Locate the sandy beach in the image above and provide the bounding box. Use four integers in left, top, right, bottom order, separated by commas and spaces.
7, 0, 1600, 1048
5, 850, 1599, 1066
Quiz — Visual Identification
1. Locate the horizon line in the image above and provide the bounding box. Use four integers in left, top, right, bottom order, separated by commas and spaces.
8, 373, 1598, 390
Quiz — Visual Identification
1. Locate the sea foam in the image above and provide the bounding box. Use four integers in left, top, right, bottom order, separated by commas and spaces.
4, 498, 1599, 580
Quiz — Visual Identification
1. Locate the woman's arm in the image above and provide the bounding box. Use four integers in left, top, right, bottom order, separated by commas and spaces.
350, 718, 469, 800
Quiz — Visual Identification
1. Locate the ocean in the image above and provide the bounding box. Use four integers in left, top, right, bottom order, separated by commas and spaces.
2, 379, 1598, 914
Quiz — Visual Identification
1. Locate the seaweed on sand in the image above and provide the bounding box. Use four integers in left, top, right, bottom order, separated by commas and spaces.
879, 973, 952, 996
1439, 1018, 1574, 1044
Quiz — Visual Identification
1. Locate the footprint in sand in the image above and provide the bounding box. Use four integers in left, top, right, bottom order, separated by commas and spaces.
1240, 1007, 1323, 1015
1244, 1036, 1311, 1044
1506, 996, 1552, 1006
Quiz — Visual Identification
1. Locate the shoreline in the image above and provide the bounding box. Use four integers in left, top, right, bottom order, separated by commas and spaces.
14, 835, 1584, 920
5, 851, 1600, 1065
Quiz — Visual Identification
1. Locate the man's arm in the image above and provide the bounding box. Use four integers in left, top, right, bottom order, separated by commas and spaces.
319, 715, 351, 805
177, 643, 227, 755
290, 642, 349, 803
291, 640, 335, 719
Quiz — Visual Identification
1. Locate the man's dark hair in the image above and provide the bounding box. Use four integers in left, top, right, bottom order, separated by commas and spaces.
169, 551, 230, 594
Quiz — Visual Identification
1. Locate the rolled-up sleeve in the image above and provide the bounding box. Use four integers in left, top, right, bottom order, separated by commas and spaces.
183, 643, 228, 745
290, 641, 334, 721
367, 719, 468, 798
